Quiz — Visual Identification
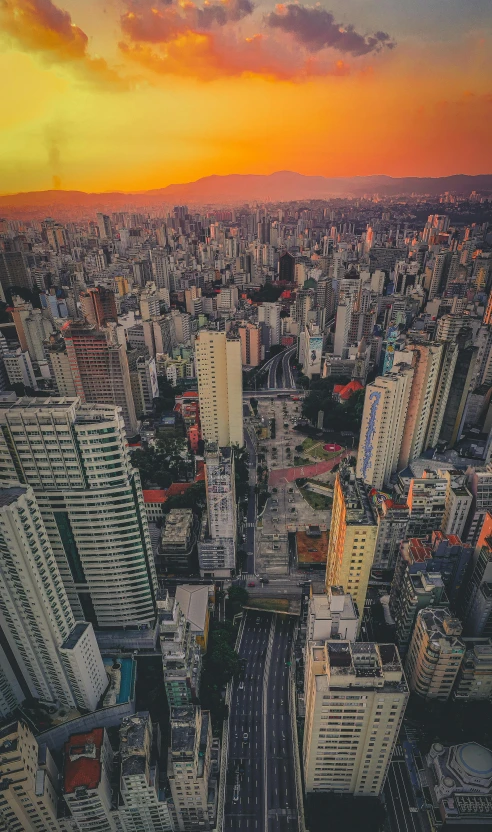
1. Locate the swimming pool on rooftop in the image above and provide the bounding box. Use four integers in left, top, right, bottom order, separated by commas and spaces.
103, 657, 136, 703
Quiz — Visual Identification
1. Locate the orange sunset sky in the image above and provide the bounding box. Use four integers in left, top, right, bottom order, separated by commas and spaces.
1, 0, 491, 194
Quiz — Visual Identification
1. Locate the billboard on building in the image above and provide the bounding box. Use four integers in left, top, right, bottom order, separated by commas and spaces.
308, 336, 323, 374
148, 358, 159, 399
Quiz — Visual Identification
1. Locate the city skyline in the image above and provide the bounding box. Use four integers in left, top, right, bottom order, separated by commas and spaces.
0, 0, 491, 195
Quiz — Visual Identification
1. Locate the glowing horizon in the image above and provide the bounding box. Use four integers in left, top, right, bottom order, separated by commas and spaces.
1, 0, 491, 195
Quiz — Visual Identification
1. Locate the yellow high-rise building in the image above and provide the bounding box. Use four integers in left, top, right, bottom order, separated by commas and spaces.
326, 469, 377, 614
195, 330, 243, 447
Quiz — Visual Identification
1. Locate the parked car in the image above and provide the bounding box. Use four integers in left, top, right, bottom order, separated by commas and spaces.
248, 581, 255, 587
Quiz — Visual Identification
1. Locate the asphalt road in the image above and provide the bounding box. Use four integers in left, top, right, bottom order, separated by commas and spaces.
244, 425, 258, 575
224, 612, 299, 832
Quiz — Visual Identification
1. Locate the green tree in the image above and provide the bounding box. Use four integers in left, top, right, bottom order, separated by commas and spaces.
163, 482, 206, 514
226, 586, 249, 619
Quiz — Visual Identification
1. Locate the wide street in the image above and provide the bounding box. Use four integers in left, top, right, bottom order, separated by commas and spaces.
223, 611, 300, 832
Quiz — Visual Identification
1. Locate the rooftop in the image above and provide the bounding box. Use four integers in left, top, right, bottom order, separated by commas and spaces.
61, 622, 90, 651
175, 584, 210, 633
64, 729, 104, 794
0, 487, 27, 508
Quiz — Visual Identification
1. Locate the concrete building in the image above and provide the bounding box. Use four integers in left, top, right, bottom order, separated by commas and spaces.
325, 468, 377, 614
2, 347, 37, 390
62, 321, 139, 437
440, 470, 473, 539
0, 487, 107, 717
461, 520, 492, 635
454, 639, 492, 701
465, 465, 492, 545
426, 741, 492, 825
0, 398, 157, 630
195, 331, 243, 447
167, 706, 216, 831
119, 712, 173, 832
63, 728, 116, 831
306, 587, 359, 643
299, 322, 323, 378
356, 368, 413, 489
23, 309, 54, 363
0, 720, 60, 832
198, 444, 236, 578
157, 591, 201, 708
405, 608, 465, 701
79, 286, 117, 328
258, 302, 281, 346
407, 470, 447, 537
370, 495, 410, 571
45, 332, 77, 396
238, 322, 261, 367
303, 640, 408, 795
175, 585, 211, 652
158, 510, 196, 573
397, 342, 444, 468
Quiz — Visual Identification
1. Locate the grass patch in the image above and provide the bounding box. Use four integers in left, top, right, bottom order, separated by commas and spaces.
299, 488, 333, 510
248, 598, 290, 612
302, 437, 341, 461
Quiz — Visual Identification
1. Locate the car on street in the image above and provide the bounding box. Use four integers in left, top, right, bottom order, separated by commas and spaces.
239, 681, 244, 689
242, 732, 249, 742
248, 581, 255, 587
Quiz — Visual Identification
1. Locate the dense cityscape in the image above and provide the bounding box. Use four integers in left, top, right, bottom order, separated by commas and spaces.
1, 190, 492, 832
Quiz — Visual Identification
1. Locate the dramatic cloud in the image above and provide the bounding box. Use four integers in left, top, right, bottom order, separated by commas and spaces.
266, 4, 396, 55
121, 0, 255, 44
0, 0, 129, 87
120, 30, 351, 81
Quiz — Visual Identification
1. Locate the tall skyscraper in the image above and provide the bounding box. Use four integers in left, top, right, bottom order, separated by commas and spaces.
326, 468, 377, 614
356, 367, 414, 489
0, 251, 32, 293
0, 486, 107, 716
96, 212, 112, 240
397, 342, 444, 467
258, 302, 281, 345
0, 398, 157, 630
238, 322, 261, 367
62, 321, 139, 437
195, 331, 243, 447
303, 640, 408, 794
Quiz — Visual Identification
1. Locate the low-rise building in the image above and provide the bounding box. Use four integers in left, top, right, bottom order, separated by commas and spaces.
426, 741, 492, 825
175, 584, 213, 652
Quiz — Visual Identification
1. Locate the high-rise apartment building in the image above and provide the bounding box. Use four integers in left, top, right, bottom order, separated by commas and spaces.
238, 322, 261, 367
397, 342, 444, 468
0, 251, 32, 293
119, 712, 174, 832
96, 213, 112, 240
407, 470, 447, 537
198, 444, 236, 577
356, 367, 413, 489
157, 591, 201, 708
167, 706, 216, 832
465, 466, 492, 545
79, 287, 117, 328
257, 302, 281, 345
326, 468, 377, 614
63, 320, 139, 437
45, 332, 78, 397
440, 469, 473, 539
303, 640, 408, 795
370, 496, 410, 571
63, 728, 116, 831
195, 331, 243, 447
453, 639, 492, 701
0, 486, 107, 716
0, 397, 157, 630
405, 608, 465, 701
0, 720, 61, 832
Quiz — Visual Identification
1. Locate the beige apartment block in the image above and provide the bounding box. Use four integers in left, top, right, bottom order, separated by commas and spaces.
405, 608, 465, 701
195, 331, 243, 447
303, 641, 408, 795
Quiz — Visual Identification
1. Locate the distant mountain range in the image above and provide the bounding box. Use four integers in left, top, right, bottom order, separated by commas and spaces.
1, 171, 492, 213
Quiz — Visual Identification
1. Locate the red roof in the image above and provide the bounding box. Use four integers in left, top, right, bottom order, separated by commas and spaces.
195, 460, 205, 482
165, 482, 193, 498
182, 391, 199, 398
337, 380, 363, 401
64, 729, 104, 794
407, 538, 432, 563
143, 489, 167, 503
